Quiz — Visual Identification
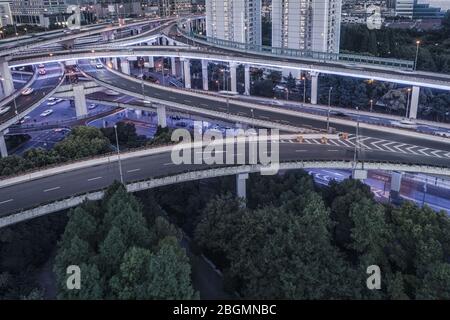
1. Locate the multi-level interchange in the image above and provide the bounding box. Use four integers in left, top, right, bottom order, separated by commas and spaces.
0, 1, 450, 227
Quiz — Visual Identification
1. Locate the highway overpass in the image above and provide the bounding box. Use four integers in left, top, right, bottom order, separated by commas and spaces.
1, 139, 450, 227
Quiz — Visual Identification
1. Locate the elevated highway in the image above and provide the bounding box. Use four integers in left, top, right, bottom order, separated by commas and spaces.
1, 139, 450, 227
8, 46, 450, 91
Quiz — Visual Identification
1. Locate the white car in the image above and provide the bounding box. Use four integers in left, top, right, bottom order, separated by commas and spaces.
47, 98, 63, 106
19, 116, 31, 124
0, 106, 11, 115
21, 87, 34, 95
88, 103, 97, 110
96, 63, 104, 69
40, 109, 54, 117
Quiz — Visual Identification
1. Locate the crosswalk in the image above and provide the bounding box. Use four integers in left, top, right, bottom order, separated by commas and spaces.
280, 135, 450, 159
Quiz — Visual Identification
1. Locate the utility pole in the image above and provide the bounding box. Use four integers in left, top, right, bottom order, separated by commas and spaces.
114, 125, 124, 184
326, 86, 333, 133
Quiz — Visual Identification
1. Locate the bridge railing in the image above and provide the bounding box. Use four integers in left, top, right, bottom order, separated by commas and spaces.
181, 31, 414, 70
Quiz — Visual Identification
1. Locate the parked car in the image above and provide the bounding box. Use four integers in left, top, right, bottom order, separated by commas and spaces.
21, 87, 34, 95
40, 109, 54, 117
0, 106, 11, 115
88, 103, 97, 110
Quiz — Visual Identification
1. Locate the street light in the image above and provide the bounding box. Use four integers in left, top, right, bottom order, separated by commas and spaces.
414, 40, 421, 71
353, 107, 360, 168
405, 87, 412, 118
250, 108, 255, 128
369, 99, 373, 112
326, 86, 333, 133
302, 76, 306, 103
114, 125, 124, 184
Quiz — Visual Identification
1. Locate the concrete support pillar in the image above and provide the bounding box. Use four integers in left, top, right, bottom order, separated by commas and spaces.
135, 109, 142, 119
391, 171, 403, 193
230, 62, 237, 93
111, 57, 118, 70
148, 56, 154, 68
409, 86, 420, 119
0, 130, 8, 158
157, 105, 167, 128
244, 65, 251, 96
236, 173, 249, 201
182, 59, 191, 89
0, 59, 14, 97
120, 58, 130, 75
73, 85, 88, 118
201, 60, 208, 91
310, 72, 319, 105
171, 57, 176, 76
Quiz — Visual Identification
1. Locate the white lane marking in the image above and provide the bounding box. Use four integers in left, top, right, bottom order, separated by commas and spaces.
260, 116, 270, 120
431, 150, 443, 158
370, 139, 386, 151
87, 176, 102, 181
201, 103, 209, 107
0, 199, 13, 205
163, 163, 174, 166
44, 186, 60, 192
184, 99, 192, 103
327, 149, 340, 152
381, 141, 398, 152
393, 144, 408, 154
295, 149, 308, 152
127, 168, 141, 173
406, 145, 420, 154
418, 148, 431, 156
328, 139, 340, 146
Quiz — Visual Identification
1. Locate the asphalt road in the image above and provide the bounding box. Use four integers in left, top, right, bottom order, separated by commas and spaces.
0, 63, 63, 127
0, 141, 449, 217
78, 60, 450, 153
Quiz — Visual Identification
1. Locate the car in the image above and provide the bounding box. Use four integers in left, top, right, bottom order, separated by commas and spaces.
47, 98, 63, 106
96, 63, 104, 69
40, 109, 53, 117
19, 116, 31, 124
38, 64, 45, 68
0, 106, 11, 115
88, 103, 97, 110
38, 69, 46, 75
21, 87, 34, 95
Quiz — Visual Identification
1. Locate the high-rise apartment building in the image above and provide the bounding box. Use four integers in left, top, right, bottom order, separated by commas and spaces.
9, 0, 68, 27
395, 0, 415, 17
0, 1, 12, 28
206, 0, 262, 45
272, 0, 342, 54
159, 0, 192, 17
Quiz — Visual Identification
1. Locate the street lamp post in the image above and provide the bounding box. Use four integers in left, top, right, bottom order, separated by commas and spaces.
414, 40, 421, 71
114, 125, 124, 184
302, 77, 306, 103
326, 86, 333, 133
353, 107, 360, 167
250, 108, 255, 128
369, 99, 373, 112
406, 88, 412, 118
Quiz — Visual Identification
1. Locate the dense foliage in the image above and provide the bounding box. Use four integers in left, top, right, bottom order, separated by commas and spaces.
53, 182, 197, 299
190, 171, 450, 299
0, 126, 111, 177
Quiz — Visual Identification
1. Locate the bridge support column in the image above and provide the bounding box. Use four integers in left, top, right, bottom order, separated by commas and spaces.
244, 65, 250, 95
230, 62, 237, 93
391, 171, 403, 193
111, 57, 118, 70
352, 169, 368, 180
236, 173, 248, 202
0, 130, 8, 158
73, 85, 88, 118
182, 58, 191, 89
171, 57, 177, 76
409, 86, 420, 119
310, 72, 319, 105
120, 58, 130, 75
148, 56, 154, 69
157, 105, 167, 128
0, 59, 14, 97
135, 109, 142, 119
201, 60, 208, 91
